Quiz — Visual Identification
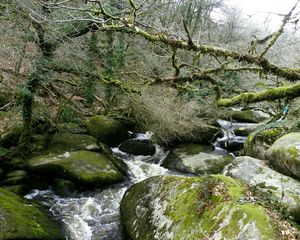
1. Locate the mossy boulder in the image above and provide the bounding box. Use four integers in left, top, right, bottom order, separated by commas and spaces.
3, 184, 29, 196
244, 127, 286, 160
232, 109, 270, 123
234, 124, 258, 136
1, 170, 29, 186
121, 175, 296, 240
57, 122, 88, 134
119, 139, 156, 156
266, 132, 300, 179
28, 150, 125, 187
162, 144, 233, 175
86, 115, 129, 147
53, 179, 76, 196
48, 132, 99, 152
0, 188, 64, 239
226, 156, 300, 212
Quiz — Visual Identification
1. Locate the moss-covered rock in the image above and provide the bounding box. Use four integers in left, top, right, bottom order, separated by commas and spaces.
232, 109, 270, 123
48, 132, 99, 152
226, 156, 300, 212
121, 175, 296, 240
119, 139, 156, 156
162, 144, 233, 175
53, 178, 76, 196
86, 115, 129, 147
234, 125, 258, 136
57, 122, 88, 134
266, 132, 300, 179
0, 188, 64, 239
1, 170, 29, 186
3, 184, 29, 196
28, 150, 125, 187
244, 127, 286, 160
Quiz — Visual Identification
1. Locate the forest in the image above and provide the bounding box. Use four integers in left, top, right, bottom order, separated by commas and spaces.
0, 0, 300, 240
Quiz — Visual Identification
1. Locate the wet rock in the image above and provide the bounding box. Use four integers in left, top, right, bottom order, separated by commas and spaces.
121, 175, 296, 240
54, 179, 76, 196
162, 144, 233, 175
234, 125, 258, 136
226, 156, 300, 212
28, 150, 125, 188
244, 127, 287, 160
0, 188, 64, 239
266, 132, 300, 179
119, 139, 156, 156
86, 115, 129, 147
218, 136, 246, 152
232, 109, 270, 123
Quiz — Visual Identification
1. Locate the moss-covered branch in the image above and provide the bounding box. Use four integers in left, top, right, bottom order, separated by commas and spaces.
216, 83, 300, 107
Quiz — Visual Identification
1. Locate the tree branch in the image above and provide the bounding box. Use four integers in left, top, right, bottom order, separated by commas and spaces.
217, 83, 300, 107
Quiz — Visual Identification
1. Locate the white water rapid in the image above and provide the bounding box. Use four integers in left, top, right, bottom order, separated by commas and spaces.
24, 135, 175, 240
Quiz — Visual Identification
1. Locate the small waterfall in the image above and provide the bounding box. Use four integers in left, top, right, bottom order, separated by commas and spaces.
24, 137, 173, 240
214, 119, 257, 153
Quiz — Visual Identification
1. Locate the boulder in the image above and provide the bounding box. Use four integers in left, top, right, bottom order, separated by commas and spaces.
57, 122, 88, 134
266, 132, 300, 179
28, 150, 125, 187
86, 115, 129, 147
226, 156, 300, 212
1, 170, 28, 186
218, 136, 246, 152
119, 139, 156, 156
234, 125, 258, 136
162, 144, 233, 175
232, 109, 270, 123
53, 179, 76, 196
121, 175, 297, 240
0, 188, 64, 239
47, 132, 99, 152
244, 127, 286, 160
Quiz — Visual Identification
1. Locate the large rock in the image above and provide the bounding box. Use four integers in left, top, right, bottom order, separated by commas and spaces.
48, 132, 99, 152
226, 156, 300, 212
29, 150, 125, 187
121, 175, 296, 240
232, 109, 270, 123
266, 132, 300, 179
0, 188, 64, 240
86, 115, 129, 147
119, 139, 156, 156
244, 127, 286, 160
162, 144, 233, 175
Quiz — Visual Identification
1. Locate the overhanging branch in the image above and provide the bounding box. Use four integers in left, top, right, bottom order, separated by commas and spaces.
217, 83, 300, 107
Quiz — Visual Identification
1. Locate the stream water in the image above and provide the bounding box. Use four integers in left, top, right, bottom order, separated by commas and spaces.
24, 123, 255, 240
24, 133, 176, 240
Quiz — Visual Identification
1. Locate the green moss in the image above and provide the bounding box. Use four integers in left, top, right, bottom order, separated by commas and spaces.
121, 175, 283, 240
29, 151, 124, 187
86, 115, 129, 146
0, 188, 64, 239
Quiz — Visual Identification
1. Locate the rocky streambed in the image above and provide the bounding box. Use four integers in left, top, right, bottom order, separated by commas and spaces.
0, 110, 299, 240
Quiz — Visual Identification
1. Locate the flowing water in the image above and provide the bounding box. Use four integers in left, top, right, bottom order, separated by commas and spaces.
24, 133, 176, 240
24, 125, 254, 240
